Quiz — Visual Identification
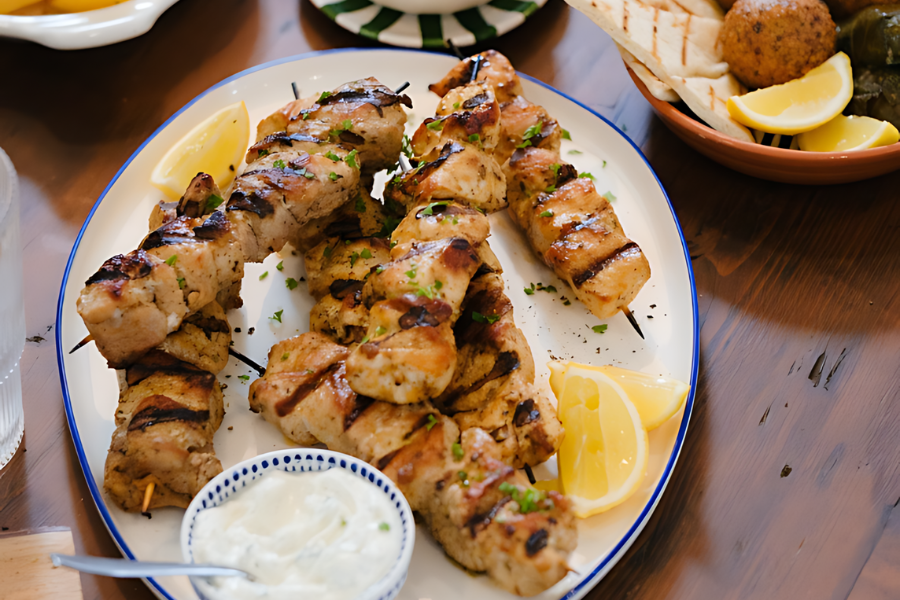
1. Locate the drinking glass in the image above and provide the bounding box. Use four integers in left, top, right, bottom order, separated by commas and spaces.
0, 146, 24, 469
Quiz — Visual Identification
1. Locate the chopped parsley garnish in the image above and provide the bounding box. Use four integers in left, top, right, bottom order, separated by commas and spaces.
276, 261, 284, 271
375, 265, 384, 274
342, 119, 352, 131
345, 149, 359, 170
580, 172, 596, 180
177, 277, 185, 289
561, 128, 572, 140
459, 471, 469, 487
591, 324, 608, 334
498, 482, 552, 514
360, 334, 371, 344
323, 245, 332, 258
602, 191, 617, 202
281, 352, 290, 361
434, 280, 443, 290
165, 255, 177, 266
349, 252, 359, 267
273, 159, 286, 170
568, 149, 582, 155
474, 206, 485, 214
524, 283, 536, 296
468, 133, 481, 146
452, 442, 464, 460
205, 194, 224, 212
562, 297, 572, 306
374, 325, 386, 337
472, 311, 500, 324
414, 283, 439, 300
257, 149, 270, 157
426, 414, 439, 431
285, 278, 298, 290
401, 135, 413, 158
238, 375, 250, 381
426, 119, 444, 131
421, 201, 449, 216
544, 285, 557, 293
602, 160, 607, 168
317, 90, 332, 103
259, 271, 269, 280
539, 210, 553, 218
405, 264, 417, 279
354, 196, 366, 212
549, 163, 561, 177
302, 112, 311, 120
270, 310, 283, 323
517, 120, 543, 148
452, 101, 460, 109
324, 150, 341, 162
360, 248, 372, 260
328, 171, 342, 182
300, 169, 316, 179
379, 522, 390, 531
545, 185, 557, 193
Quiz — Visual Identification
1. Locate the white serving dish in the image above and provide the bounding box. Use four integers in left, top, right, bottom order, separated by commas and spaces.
0, 0, 180, 50
181, 449, 415, 600
56, 48, 699, 600
376, 0, 488, 13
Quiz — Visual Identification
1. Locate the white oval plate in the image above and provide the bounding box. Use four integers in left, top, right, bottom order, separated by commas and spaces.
0, 0, 179, 50
56, 48, 698, 600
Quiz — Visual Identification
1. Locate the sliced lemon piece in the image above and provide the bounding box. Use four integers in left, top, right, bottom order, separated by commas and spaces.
557, 367, 648, 518
549, 361, 689, 430
151, 101, 249, 200
796, 114, 900, 152
727, 53, 853, 135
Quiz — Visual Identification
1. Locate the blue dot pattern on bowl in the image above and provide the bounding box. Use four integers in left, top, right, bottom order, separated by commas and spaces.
184, 450, 411, 600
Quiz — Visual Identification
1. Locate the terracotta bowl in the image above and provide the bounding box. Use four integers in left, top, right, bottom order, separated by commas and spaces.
626, 66, 900, 185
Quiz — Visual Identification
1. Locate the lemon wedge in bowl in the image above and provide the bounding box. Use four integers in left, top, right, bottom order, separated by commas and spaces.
726, 53, 853, 136
549, 361, 690, 430
151, 101, 249, 200
555, 366, 649, 518
796, 114, 900, 152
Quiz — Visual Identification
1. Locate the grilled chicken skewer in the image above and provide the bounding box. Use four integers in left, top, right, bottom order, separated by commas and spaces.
78, 79, 411, 369
104, 349, 225, 512
249, 333, 576, 596
431, 51, 652, 322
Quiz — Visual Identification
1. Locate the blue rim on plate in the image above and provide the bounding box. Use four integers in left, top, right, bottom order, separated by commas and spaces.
309, 0, 548, 48
55, 47, 700, 600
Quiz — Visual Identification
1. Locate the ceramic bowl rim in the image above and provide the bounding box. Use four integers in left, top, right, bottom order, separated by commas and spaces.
626, 65, 900, 164
179, 447, 416, 600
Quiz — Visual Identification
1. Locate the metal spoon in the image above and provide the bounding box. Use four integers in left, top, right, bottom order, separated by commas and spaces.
50, 553, 252, 580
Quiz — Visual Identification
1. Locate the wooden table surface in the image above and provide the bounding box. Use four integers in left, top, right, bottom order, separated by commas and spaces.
1, 0, 898, 598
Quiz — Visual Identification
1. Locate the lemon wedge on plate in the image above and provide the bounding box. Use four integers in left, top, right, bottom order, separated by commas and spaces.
727, 53, 853, 135
555, 366, 649, 518
796, 114, 900, 152
549, 361, 690, 430
151, 101, 249, 200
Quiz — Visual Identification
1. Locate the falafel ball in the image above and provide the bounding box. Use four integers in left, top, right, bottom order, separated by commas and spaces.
720, 0, 837, 89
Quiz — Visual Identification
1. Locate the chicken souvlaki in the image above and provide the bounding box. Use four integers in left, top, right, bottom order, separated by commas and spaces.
431, 51, 652, 320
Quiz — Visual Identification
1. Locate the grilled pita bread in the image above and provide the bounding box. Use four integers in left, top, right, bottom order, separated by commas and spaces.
567, 0, 754, 142
618, 44, 680, 102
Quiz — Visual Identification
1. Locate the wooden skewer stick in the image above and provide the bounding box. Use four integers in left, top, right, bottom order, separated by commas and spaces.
621, 306, 644, 340
524, 464, 537, 485
445, 39, 465, 60
394, 81, 410, 94
141, 482, 155, 516
229, 347, 266, 377
291, 82, 300, 100
69, 334, 93, 354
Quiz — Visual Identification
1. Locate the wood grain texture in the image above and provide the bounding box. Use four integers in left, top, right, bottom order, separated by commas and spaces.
0, 1, 897, 599
0, 528, 83, 599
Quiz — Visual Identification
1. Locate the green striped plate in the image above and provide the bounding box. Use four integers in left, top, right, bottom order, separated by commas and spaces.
310, 0, 547, 48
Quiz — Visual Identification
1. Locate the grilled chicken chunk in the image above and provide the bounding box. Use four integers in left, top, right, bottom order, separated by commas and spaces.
226, 142, 360, 263
248, 333, 576, 596
429, 50, 524, 104
156, 301, 231, 374
257, 78, 411, 174
77, 250, 187, 369
344, 204, 489, 404
505, 149, 651, 318
104, 351, 224, 512
411, 81, 502, 161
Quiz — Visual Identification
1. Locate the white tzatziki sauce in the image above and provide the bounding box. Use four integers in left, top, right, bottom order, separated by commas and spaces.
192, 468, 402, 600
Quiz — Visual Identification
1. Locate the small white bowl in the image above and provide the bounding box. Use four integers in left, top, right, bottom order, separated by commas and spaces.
180, 448, 415, 600
0, 0, 180, 50
375, 0, 489, 14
